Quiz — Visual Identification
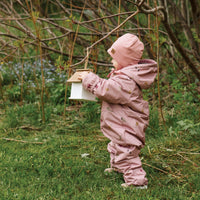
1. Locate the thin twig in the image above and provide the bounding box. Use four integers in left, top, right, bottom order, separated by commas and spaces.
143, 162, 180, 179
79, 11, 135, 24
176, 153, 199, 167
70, 9, 139, 67
178, 151, 200, 155
2, 138, 43, 145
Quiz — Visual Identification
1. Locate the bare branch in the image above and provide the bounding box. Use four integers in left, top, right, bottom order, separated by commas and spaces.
71, 9, 139, 67
135, 0, 200, 81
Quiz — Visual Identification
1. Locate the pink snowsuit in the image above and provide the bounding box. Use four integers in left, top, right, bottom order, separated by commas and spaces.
82, 34, 157, 186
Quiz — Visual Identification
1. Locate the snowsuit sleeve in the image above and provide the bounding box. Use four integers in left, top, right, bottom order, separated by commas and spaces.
82, 72, 135, 104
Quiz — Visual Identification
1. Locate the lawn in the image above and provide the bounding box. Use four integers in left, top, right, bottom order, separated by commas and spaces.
0, 102, 199, 200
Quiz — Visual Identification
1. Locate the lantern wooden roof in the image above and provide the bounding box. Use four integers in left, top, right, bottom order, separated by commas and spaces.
67, 69, 92, 83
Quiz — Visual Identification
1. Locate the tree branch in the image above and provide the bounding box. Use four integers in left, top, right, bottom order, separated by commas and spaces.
135, 1, 200, 81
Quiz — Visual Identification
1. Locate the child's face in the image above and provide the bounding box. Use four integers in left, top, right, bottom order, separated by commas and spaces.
111, 59, 119, 70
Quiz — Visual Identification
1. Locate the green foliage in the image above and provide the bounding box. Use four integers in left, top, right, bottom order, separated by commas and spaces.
1, 60, 67, 103
2, 103, 52, 128
55, 56, 69, 73
177, 119, 200, 135
4, 84, 37, 103
191, 28, 200, 43
80, 101, 101, 123
50, 83, 66, 105
0, 64, 17, 86
6, 85, 21, 102
146, 106, 162, 138
3, 104, 39, 128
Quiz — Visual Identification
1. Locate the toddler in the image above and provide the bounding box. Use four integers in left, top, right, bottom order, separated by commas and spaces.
78, 33, 157, 188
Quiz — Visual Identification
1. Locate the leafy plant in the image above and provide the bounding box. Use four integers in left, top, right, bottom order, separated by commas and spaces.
50, 83, 66, 105
3, 104, 41, 128
6, 85, 21, 102
177, 119, 200, 135
80, 101, 101, 123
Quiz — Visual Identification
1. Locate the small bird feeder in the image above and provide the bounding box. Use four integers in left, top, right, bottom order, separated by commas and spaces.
67, 69, 97, 101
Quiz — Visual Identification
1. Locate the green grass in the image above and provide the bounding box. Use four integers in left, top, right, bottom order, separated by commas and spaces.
0, 103, 199, 200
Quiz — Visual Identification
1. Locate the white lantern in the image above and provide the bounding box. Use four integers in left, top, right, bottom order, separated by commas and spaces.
67, 69, 97, 101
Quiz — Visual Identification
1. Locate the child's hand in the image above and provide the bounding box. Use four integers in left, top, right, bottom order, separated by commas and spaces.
78, 71, 90, 80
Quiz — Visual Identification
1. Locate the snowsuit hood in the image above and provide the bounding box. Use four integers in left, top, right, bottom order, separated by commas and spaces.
107, 33, 144, 69
121, 59, 157, 89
